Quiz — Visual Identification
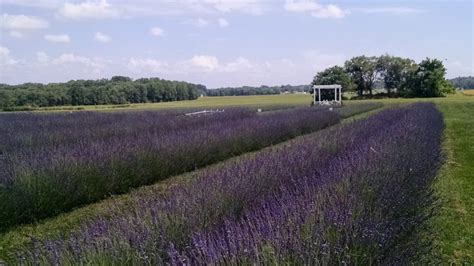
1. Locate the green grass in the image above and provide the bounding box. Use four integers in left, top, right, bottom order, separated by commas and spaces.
2, 94, 314, 113
431, 101, 474, 263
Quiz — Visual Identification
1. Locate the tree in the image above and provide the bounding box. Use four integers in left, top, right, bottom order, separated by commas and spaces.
312, 66, 354, 91
449, 76, 474, 89
377, 55, 415, 96
401, 58, 454, 97
311, 66, 354, 100
345, 56, 379, 96
111, 76, 132, 82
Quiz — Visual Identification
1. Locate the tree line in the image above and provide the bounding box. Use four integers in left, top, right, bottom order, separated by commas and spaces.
0, 76, 207, 110
312, 55, 455, 98
206, 85, 310, 96
449, 76, 474, 89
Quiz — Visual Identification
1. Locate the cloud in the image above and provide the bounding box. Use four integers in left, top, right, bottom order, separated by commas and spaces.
188, 55, 219, 70
36, 51, 49, 64
127, 55, 254, 76
0, 46, 18, 65
218, 18, 229, 27
204, 0, 264, 15
0, 13, 49, 30
9, 31, 24, 38
128, 57, 170, 73
94, 32, 111, 42
195, 18, 210, 27
284, 0, 346, 19
44, 34, 70, 43
150, 26, 164, 37
57, 0, 121, 20
352, 7, 424, 15
0, 0, 61, 9
52, 53, 107, 73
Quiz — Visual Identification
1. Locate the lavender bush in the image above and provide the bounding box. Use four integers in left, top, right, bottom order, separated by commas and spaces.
12, 103, 443, 264
0, 106, 352, 230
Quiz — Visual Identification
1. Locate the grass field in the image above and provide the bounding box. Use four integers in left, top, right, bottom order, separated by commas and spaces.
463, 89, 474, 96
0, 94, 472, 263
2, 94, 314, 112
432, 101, 474, 263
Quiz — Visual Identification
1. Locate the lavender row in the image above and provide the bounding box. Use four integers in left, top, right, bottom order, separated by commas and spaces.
13, 103, 442, 264
0, 107, 342, 230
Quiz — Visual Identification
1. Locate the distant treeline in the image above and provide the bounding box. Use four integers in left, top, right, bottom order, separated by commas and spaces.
449, 76, 474, 89
0, 76, 207, 110
206, 85, 310, 96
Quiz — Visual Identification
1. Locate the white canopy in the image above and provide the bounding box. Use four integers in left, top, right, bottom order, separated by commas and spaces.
312, 84, 342, 105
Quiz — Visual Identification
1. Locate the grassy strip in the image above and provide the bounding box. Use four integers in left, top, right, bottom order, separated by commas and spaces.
0, 104, 383, 262
0, 94, 314, 113
432, 101, 474, 263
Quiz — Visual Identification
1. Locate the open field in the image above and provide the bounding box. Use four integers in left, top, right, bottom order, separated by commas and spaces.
463, 89, 474, 96
0, 94, 473, 264
1, 94, 315, 113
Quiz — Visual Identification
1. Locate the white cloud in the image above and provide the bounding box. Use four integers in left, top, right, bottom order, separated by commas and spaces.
204, 0, 264, 15
0, 0, 61, 9
52, 53, 107, 73
284, 0, 346, 19
353, 7, 423, 15
0, 13, 49, 30
57, 0, 121, 20
222, 57, 254, 72
189, 55, 219, 70
0, 46, 18, 65
150, 26, 164, 37
36, 51, 49, 64
218, 18, 229, 27
311, 5, 345, 18
128, 57, 170, 73
94, 32, 111, 42
193, 18, 209, 28
44, 34, 71, 43
9, 31, 24, 38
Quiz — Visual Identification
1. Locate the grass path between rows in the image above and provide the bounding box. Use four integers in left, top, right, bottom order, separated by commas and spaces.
0, 105, 384, 262
433, 101, 474, 263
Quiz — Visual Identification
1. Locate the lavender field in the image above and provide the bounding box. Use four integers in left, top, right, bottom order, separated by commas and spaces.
0, 104, 382, 231
0, 102, 445, 264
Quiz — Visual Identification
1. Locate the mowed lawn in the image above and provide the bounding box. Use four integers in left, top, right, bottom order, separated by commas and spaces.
14, 94, 315, 112
432, 100, 474, 263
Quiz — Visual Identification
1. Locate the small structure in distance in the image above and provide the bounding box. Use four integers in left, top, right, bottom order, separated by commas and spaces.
312, 84, 342, 106
185, 109, 225, 116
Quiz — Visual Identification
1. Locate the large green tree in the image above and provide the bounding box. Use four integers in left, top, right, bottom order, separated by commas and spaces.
311, 66, 354, 100
311, 66, 354, 91
344, 56, 379, 96
376, 55, 416, 96
401, 58, 454, 97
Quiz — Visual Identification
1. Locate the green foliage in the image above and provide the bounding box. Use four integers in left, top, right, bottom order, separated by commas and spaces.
312, 55, 454, 98
312, 66, 354, 91
401, 58, 455, 97
206, 84, 310, 96
376, 55, 416, 95
345, 56, 379, 96
0, 77, 206, 110
449, 76, 474, 89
